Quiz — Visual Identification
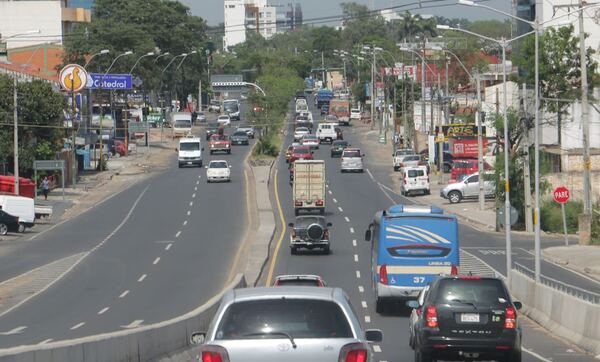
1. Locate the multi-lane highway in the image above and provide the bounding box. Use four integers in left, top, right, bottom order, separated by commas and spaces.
263, 96, 600, 362
0, 117, 252, 347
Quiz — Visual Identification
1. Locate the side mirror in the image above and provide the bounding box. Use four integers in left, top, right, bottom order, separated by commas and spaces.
190, 332, 206, 345
365, 329, 383, 343
364, 229, 372, 242
288, 222, 295, 227
513, 301, 522, 310
204, 166, 208, 169
229, 165, 232, 168
406, 300, 420, 309
326, 222, 332, 227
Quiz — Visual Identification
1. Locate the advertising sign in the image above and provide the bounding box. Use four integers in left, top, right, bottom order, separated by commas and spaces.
87, 73, 132, 90
436, 124, 486, 137
60, 64, 88, 92
450, 139, 488, 158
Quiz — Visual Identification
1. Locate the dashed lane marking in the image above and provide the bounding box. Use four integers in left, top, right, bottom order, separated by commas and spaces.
192, 193, 196, 198
349, 227, 355, 234
338, 206, 344, 212
98, 307, 109, 315
194, 186, 197, 191
328, 190, 333, 195
361, 301, 367, 308
137, 274, 147, 282
183, 220, 188, 226
356, 270, 361, 278
196, 181, 199, 185
70, 322, 85, 330
373, 345, 382, 353
364, 315, 371, 323
153, 257, 160, 265
165, 243, 172, 251
353, 239, 357, 246
175, 231, 181, 238
0, 326, 27, 335
189, 201, 194, 206
333, 198, 338, 203
121, 320, 144, 329
345, 216, 350, 222
354, 254, 359, 262
358, 286, 364, 293
38, 339, 53, 345
187, 210, 191, 216
119, 290, 129, 298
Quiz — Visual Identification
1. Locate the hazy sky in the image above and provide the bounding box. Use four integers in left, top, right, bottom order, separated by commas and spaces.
179, 0, 511, 26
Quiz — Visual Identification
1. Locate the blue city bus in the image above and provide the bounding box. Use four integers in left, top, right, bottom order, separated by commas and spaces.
365, 204, 459, 313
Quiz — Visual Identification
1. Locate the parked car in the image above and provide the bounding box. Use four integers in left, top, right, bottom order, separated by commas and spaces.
294, 127, 310, 142
0, 209, 20, 235
231, 131, 250, 145
288, 215, 332, 254
289, 145, 313, 163
394, 154, 421, 172
400, 166, 430, 196
273, 274, 326, 287
237, 124, 255, 139
450, 158, 492, 183
440, 172, 495, 204
206, 160, 231, 183
190, 287, 383, 362
421, 150, 455, 173
301, 134, 320, 149
330, 140, 349, 158
0, 195, 35, 232
217, 114, 231, 127
340, 148, 364, 173
205, 122, 220, 140
350, 108, 361, 121
408, 275, 522, 362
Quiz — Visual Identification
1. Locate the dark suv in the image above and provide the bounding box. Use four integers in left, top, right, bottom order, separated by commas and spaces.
408, 276, 522, 362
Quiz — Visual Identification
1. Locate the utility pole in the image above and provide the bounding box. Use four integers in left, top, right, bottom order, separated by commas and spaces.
421, 44, 426, 134
13, 76, 19, 195
578, 0, 592, 245
321, 51, 326, 87
522, 83, 533, 232
371, 49, 376, 131
437, 73, 443, 183
476, 73, 484, 210
198, 79, 202, 112
445, 57, 449, 123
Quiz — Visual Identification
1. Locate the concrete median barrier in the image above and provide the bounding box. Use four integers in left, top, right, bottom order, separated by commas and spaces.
0, 274, 246, 362
509, 269, 600, 356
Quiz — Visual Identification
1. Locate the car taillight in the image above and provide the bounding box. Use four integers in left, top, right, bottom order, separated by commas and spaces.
316, 199, 324, 206
379, 264, 388, 285
339, 342, 368, 362
295, 200, 302, 207
201, 345, 229, 362
426, 305, 438, 328
451, 265, 459, 275
504, 306, 517, 329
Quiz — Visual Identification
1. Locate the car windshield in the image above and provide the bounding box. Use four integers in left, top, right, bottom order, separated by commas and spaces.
296, 128, 308, 133
180, 142, 200, 151
174, 120, 190, 128
295, 147, 311, 154
295, 216, 324, 228
276, 279, 321, 287
303, 136, 317, 140
454, 160, 477, 169
333, 141, 348, 147
407, 169, 425, 177
433, 279, 508, 304
215, 299, 352, 340
233, 131, 247, 136
210, 162, 228, 169
211, 135, 228, 141
343, 150, 361, 158
218, 116, 229, 120
238, 125, 251, 130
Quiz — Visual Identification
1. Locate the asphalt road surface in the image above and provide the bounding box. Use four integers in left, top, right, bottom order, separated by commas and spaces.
0, 117, 253, 348
262, 96, 599, 362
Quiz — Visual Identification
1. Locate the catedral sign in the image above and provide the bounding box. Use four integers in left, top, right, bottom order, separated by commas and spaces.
436, 124, 486, 137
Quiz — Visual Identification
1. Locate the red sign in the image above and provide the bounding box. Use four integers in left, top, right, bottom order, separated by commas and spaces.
553, 186, 570, 204
449, 139, 488, 158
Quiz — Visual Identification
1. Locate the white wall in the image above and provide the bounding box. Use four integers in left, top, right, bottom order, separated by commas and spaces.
258, 6, 276, 39
0, 1, 62, 49
224, 0, 247, 50
540, 99, 600, 149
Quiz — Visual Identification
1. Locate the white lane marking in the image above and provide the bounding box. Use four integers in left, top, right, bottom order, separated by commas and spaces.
175, 231, 181, 238
192, 193, 196, 198
183, 220, 188, 226
366, 168, 376, 182
358, 286, 364, 293
520, 248, 600, 286
0, 326, 27, 335
523, 347, 553, 362
326, 184, 329, 188
338, 206, 343, 212
354, 254, 359, 262
38, 339, 54, 345
373, 345, 382, 353
333, 198, 338, 203
194, 186, 197, 191
137, 274, 147, 282
345, 216, 350, 222
98, 307, 109, 315
121, 320, 144, 329
70, 322, 85, 330
349, 227, 355, 234
196, 180, 199, 185
361, 301, 367, 309
356, 270, 361, 278
119, 290, 129, 298
328, 190, 333, 195
364, 315, 371, 323
353, 239, 357, 247
189, 201, 194, 206
153, 257, 160, 265
165, 243, 172, 251
187, 210, 191, 216
198, 175, 201, 179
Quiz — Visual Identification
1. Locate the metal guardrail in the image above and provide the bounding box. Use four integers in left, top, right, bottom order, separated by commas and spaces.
514, 262, 600, 304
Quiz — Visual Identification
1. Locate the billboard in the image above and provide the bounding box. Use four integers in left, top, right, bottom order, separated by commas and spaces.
87, 73, 132, 90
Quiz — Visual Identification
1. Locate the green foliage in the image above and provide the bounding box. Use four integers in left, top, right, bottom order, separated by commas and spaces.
253, 132, 280, 158
540, 200, 582, 234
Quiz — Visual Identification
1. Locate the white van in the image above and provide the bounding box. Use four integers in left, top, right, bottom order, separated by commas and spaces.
400, 166, 430, 196
316, 123, 337, 144
178, 136, 203, 168
170, 112, 193, 137
0, 195, 35, 232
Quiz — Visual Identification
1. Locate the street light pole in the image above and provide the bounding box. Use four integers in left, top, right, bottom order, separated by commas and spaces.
13, 76, 18, 195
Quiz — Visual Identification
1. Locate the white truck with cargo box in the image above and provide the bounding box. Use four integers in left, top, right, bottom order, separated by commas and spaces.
170, 112, 193, 137
292, 160, 326, 216
0, 195, 35, 232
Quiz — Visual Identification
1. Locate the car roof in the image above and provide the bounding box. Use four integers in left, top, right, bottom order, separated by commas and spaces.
343, 148, 361, 152
210, 160, 228, 163
180, 137, 201, 142
275, 274, 323, 281
227, 286, 342, 303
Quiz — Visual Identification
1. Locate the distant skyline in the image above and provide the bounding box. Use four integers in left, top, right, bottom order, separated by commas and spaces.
179, 0, 511, 26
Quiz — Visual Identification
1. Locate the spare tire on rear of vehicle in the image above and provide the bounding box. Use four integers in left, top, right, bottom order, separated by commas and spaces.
307, 223, 324, 240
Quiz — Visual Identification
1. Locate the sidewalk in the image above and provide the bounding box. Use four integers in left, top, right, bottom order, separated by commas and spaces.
543, 245, 600, 282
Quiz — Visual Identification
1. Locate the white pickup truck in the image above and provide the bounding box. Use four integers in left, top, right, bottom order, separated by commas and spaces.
292, 160, 325, 216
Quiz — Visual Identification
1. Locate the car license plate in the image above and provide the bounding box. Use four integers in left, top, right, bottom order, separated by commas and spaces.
461, 313, 480, 323
187, 162, 192, 165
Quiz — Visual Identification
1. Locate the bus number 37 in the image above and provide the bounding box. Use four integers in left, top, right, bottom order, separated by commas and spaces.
413, 277, 425, 284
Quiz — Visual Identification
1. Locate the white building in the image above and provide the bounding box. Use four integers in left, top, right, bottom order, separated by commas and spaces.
0, 1, 63, 50
224, 0, 278, 50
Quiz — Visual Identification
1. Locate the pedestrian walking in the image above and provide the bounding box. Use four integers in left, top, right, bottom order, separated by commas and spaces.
41, 177, 50, 200
399, 135, 405, 147
393, 133, 399, 145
